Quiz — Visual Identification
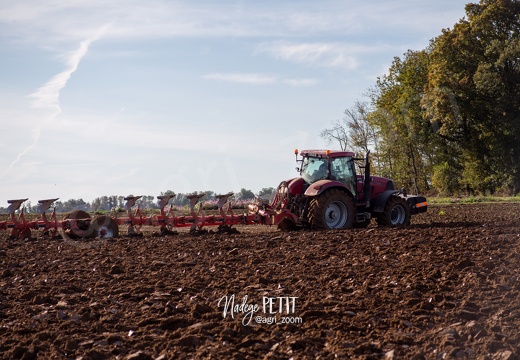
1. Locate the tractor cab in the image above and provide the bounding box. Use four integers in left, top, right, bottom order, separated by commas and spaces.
298, 150, 358, 199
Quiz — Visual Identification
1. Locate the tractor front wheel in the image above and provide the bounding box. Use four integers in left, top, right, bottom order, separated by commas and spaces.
308, 189, 355, 229
376, 196, 411, 226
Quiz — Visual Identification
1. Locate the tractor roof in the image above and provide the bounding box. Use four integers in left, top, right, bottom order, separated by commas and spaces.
300, 149, 356, 158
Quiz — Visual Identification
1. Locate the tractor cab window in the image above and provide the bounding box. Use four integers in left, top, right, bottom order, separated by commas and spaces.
301, 157, 328, 184
330, 157, 357, 195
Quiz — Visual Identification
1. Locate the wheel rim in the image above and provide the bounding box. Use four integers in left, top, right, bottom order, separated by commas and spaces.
96, 225, 114, 239
66, 210, 92, 238
92, 216, 118, 239
325, 201, 347, 228
390, 204, 407, 225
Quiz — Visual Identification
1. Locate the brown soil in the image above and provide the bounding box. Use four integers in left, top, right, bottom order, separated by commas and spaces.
1, 203, 519, 359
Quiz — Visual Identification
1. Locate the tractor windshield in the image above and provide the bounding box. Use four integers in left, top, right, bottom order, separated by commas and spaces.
301, 157, 328, 184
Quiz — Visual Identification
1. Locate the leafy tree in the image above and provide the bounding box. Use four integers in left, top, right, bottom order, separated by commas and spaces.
423, 0, 520, 194
236, 188, 255, 200
203, 190, 216, 200
257, 187, 275, 201
137, 195, 158, 209
172, 193, 189, 207
160, 190, 176, 197
320, 0, 520, 196
369, 49, 435, 194
55, 198, 88, 212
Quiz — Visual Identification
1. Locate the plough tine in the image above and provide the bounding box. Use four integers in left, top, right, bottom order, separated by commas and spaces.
37, 198, 59, 237
186, 193, 205, 231
186, 193, 204, 213
6, 199, 31, 239
156, 194, 176, 234
216, 192, 234, 223
124, 195, 144, 236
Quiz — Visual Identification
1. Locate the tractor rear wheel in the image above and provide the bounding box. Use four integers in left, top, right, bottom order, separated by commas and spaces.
376, 196, 410, 226
277, 218, 297, 231
65, 210, 93, 238
308, 189, 355, 229
90, 216, 119, 239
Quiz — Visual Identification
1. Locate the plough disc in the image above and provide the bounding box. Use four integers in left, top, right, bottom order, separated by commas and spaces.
90, 216, 119, 239
65, 210, 93, 239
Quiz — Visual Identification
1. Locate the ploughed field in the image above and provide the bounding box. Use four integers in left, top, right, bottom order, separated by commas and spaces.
1, 203, 519, 359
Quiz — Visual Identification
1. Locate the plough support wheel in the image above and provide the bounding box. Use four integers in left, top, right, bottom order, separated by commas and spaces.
65, 210, 93, 239
91, 216, 119, 239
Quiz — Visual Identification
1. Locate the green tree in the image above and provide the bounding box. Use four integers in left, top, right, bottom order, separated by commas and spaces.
423, 0, 520, 194
56, 198, 88, 212
138, 195, 157, 209
237, 188, 255, 200
257, 187, 275, 201
369, 49, 435, 194
203, 190, 216, 200
172, 193, 189, 207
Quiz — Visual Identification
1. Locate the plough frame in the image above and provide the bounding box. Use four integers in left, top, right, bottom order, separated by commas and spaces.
0, 192, 269, 239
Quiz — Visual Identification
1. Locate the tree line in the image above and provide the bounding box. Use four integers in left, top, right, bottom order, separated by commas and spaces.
0, 188, 275, 214
321, 0, 520, 196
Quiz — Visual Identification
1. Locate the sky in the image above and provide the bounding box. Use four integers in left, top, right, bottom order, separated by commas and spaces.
0, 0, 469, 206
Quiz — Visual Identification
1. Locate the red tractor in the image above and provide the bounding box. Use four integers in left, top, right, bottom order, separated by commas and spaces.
249, 149, 427, 230
1, 149, 428, 239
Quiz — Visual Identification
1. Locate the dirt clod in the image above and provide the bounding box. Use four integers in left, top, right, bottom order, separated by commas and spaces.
0, 203, 519, 358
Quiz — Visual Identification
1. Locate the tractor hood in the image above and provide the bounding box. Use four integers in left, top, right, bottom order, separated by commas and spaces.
371, 176, 395, 191
357, 175, 395, 192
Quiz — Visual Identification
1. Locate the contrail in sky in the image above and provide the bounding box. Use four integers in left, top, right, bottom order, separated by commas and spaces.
2, 22, 113, 176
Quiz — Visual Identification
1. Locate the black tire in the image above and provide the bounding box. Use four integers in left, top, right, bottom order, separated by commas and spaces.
308, 189, 355, 229
376, 196, 411, 226
354, 219, 371, 228
65, 210, 93, 238
277, 218, 297, 231
90, 216, 119, 239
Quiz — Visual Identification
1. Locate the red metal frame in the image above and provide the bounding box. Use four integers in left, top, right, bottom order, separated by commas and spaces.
37, 199, 60, 237
1, 193, 280, 239
0, 198, 68, 239
4, 199, 35, 239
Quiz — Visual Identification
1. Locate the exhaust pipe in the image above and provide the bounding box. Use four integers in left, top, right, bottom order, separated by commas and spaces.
362, 151, 371, 207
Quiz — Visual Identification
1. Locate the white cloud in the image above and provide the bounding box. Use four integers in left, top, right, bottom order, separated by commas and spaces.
0, 23, 112, 178
201, 73, 319, 87
259, 42, 359, 70
0, 0, 470, 205
283, 78, 318, 87
29, 22, 112, 112
201, 73, 276, 85
0, 1, 468, 52
0, 1, 349, 45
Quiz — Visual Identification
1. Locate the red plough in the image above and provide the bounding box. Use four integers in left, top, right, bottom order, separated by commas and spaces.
1, 193, 264, 239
